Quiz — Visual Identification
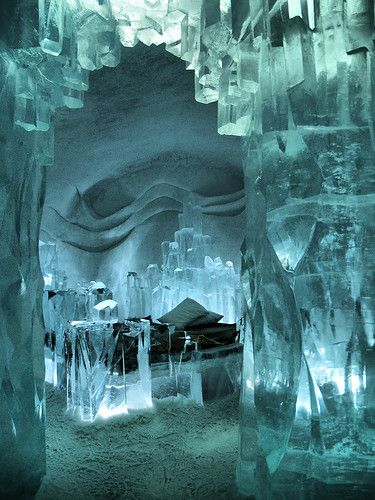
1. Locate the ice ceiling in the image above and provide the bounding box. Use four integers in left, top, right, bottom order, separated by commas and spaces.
1, 1, 375, 499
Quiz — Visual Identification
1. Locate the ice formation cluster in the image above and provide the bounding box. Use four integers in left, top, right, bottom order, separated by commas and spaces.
61, 316, 241, 422
41, 197, 242, 417
0, 0, 375, 498
123, 198, 241, 323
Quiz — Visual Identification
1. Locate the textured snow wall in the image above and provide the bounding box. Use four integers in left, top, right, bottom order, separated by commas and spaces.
1, 0, 375, 497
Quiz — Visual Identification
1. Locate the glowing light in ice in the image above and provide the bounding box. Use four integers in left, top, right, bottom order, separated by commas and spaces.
288, 0, 302, 19
97, 404, 129, 420
246, 378, 253, 390
43, 274, 53, 287
44, 357, 58, 386
348, 373, 361, 393
330, 368, 345, 395
297, 398, 311, 415
20, 277, 27, 295
11, 419, 17, 437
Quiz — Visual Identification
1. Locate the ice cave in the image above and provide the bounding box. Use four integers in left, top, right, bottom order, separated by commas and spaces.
1, 1, 375, 499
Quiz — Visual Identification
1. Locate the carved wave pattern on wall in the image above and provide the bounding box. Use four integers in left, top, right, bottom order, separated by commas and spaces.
43, 182, 245, 252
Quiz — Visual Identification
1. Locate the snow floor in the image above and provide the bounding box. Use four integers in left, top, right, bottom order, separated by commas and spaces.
36, 386, 374, 499
37, 386, 242, 500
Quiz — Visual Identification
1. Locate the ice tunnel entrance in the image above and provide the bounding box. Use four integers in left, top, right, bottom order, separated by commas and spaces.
39, 42, 245, 420
1, 1, 375, 498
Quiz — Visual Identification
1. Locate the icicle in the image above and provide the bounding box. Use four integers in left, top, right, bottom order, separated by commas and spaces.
39, 0, 66, 56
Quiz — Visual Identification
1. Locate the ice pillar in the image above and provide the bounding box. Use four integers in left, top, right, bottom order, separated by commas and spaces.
0, 5, 47, 492
237, 4, 375, 497
238, 136, 303, 497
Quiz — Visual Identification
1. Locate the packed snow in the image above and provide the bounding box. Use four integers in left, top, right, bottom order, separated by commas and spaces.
37, 386, 241, 499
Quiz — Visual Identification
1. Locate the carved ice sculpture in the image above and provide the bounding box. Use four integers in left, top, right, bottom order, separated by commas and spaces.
65, 319, 152, 421
124, 199, 241, 323
43, 279, 117, 386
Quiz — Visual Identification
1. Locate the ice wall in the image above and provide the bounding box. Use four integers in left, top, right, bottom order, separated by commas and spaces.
237, 3, 375, 496
0, 54, 48, 495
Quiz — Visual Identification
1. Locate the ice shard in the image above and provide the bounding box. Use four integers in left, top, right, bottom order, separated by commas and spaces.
38, 0, 66, 56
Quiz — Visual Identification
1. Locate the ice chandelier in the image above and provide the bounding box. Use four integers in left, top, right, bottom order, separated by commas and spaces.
0, 0, 374, 498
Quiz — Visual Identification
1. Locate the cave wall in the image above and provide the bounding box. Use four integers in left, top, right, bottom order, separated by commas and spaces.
41, 44, 245, 292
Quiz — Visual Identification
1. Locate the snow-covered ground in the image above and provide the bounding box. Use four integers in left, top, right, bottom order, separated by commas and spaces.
37, 386, 241, 499
36, 386, 373, 499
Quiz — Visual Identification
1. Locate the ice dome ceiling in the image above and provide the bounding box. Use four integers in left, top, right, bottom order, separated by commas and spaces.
40, 43, 245, 286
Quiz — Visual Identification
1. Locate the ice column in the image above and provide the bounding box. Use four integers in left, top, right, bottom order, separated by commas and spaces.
237, 4, 375, 496
0, 52, 48, 495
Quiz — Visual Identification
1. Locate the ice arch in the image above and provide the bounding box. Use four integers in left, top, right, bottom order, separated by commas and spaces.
1, 1, 375, 497
42, 42, 246, 295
